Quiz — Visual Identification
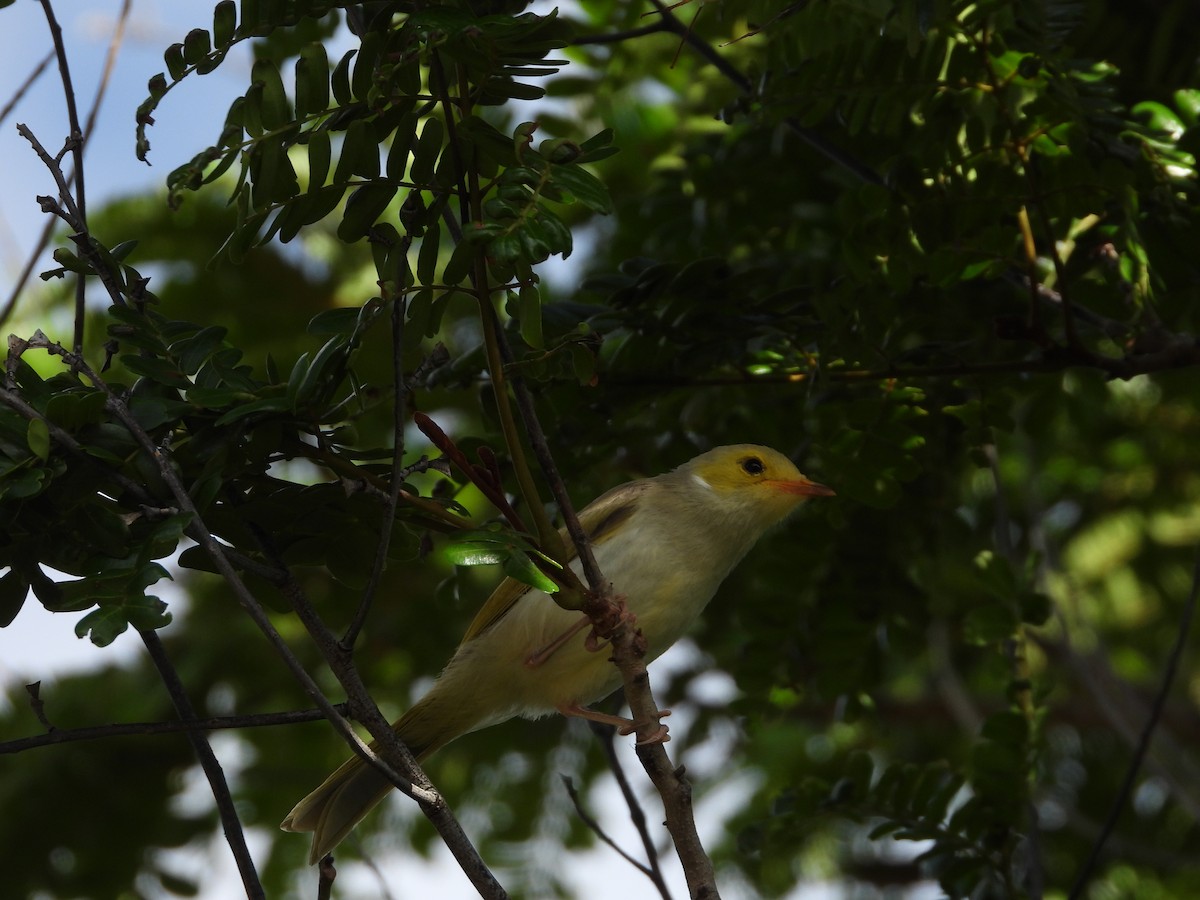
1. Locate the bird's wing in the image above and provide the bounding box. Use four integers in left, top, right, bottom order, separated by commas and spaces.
459, 479, 652, 643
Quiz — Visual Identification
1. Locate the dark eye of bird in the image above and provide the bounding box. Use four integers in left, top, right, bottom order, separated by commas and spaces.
741, 457, 765, 475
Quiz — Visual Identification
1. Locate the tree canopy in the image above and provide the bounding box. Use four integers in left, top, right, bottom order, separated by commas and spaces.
2, 1, 1200, 898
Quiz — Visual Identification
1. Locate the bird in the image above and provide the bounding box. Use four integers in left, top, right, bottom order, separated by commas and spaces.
281, 443, 833, 863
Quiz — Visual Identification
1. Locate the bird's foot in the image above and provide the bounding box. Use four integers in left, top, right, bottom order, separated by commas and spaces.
584, 594, 635, 652
559, 703, 672, 745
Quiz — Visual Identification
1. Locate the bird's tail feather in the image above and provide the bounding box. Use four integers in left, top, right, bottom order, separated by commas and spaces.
280, 688, 470, 864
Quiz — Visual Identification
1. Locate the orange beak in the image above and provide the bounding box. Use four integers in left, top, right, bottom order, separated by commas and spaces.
768, 477, 835, 497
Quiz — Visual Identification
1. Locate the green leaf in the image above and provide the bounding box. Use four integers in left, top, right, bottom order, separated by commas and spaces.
294, 43, 330, 118
212, 395, 291, 425
74, 596, 172, 647
213, 0, 237, 46
120, 355, 192, 389
504, 551, 559, 594
416, 222, 441, 285
548, 163, 611, 213
164, 43, 187, 81
337, 181, 397, 243
172, 325, 228, 375
444, 541, 507, 567
386, 113, 419, 181
26, 418, 50, 462
442, 233, 476, 285
331, 48, 356, 106
306, 129, 332, 190
251, 58, 291, 130
75, 606, 131, 647
352, 30, 384, 101
307, 306, 361, 335
518, 283, 543, 348
410, 119, 444, 186
0, 568, 28, 628
334, 118, 380, 182
182, 28, 212, 65
568, 342, 596, 386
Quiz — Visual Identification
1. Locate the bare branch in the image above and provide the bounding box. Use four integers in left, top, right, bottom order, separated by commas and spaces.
139, 629, 264, 899
35, 0, 89, 352
572, 21, 671, 46
1068, 548, 1200, 899
340, 287, 407, 652
0, 707, 343, 755
24, 682, 56, 732
592, 722, 673, 898
561, 774, 667, 891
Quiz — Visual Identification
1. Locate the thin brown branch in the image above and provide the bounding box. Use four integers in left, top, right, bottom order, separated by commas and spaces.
1068, 547, 1200, 899
139, 629, 264, 899
0, 707, 343, 756
0, 210, 58, 333
592, 721, 673, 898
317, 856, 336, 900
340, 288, 408, 652
81, 0, 132, 143
414, 411, 530, 534
561, 774, 668, 892
16, 124, 127, 313
0, 50, 53, 128
572, 21, 672, 45
603, 340, 1200, 388
24, 681, 56, 732
36, 0, 89, 352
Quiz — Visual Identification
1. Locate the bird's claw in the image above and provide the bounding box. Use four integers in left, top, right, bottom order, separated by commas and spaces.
618, 709, 673, 745
559, 703, 672, 744
585, 594, 635, 651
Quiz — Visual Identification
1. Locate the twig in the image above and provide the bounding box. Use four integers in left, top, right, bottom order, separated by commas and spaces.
0, 50, 53, 128
592, 721, 672, 898
340, 289, 407, 651
139, 629, 264, 899
414, 411, 530, 535
24, 682, 56, 732
18, 331, 503, 893
572, 21, 672, 45
1067, 548, 1200, 899
17, 335, 438, 805
316, 856, 336, 900
81, 0, 132, 143
561, 774, 667, 890
985, 443, 1044, 898
600, 340, 1200, 387
235, 504, 506, 898
2, 0, 134, 334
36, 0, 89, 352
16, 124, 128, 312
0, 706, 344, 755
